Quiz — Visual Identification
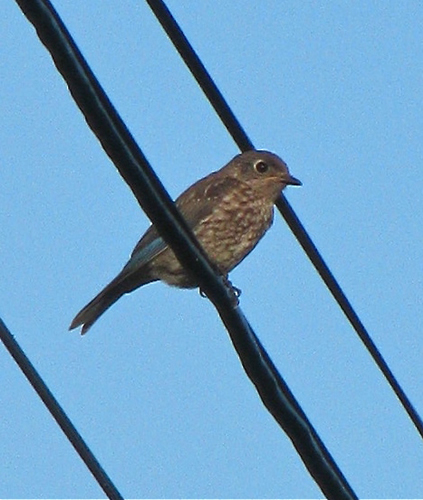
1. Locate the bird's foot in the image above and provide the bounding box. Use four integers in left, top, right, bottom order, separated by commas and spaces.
223, 276, 241, 306
199, 275, 241, 306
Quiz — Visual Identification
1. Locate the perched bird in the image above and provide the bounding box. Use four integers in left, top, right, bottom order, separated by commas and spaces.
70, 150, 301, 334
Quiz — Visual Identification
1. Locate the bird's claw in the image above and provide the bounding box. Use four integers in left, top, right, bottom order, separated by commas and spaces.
199, 276, 241, 307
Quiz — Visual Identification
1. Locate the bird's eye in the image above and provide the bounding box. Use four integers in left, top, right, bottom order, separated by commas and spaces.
254, 160, 269, 174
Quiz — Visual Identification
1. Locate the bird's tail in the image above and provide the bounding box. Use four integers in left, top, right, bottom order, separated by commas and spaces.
69, 270, 154, 335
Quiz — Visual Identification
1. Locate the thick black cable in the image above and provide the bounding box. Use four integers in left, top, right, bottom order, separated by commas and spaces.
0, 319, 124, 500
145, 0, 423, 440
13, 1, 358, 498
217, 311, 357, 499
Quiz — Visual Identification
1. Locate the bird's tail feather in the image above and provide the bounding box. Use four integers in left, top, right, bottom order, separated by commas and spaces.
69, 271, 154, 334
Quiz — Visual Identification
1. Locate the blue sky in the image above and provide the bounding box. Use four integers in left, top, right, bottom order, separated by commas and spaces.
1, 1, 423, 498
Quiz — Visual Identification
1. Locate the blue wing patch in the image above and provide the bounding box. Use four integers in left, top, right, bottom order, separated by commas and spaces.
123, 236, 167, 273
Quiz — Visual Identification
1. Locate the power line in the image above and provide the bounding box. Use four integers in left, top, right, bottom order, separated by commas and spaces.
145, 0, 423, 441
0, 319, 124, 500
13, 0, 358, 498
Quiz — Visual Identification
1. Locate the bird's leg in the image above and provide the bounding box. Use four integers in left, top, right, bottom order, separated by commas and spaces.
199, 274, 241, 306
222, 275, 241, 298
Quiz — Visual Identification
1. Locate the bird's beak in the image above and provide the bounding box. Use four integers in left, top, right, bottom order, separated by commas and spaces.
285, 174, 302, 186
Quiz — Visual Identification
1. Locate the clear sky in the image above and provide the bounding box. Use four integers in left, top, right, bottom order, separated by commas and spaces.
1, 1, 423, 498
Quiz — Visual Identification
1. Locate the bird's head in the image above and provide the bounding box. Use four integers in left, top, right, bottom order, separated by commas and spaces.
227, 150, 301, 201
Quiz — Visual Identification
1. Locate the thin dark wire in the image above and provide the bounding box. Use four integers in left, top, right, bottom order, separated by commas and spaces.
0, 319, 124, 500
13, 0, 358, 498
145, 0, 253, 153
145, 0, 423, 440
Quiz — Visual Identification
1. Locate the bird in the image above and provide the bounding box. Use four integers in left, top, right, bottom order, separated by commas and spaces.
69, 150, 301, 334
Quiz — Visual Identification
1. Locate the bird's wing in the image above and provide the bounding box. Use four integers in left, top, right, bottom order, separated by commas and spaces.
127, 174, 243, 269
124, 229, 167, 272
176, 173, 242, 225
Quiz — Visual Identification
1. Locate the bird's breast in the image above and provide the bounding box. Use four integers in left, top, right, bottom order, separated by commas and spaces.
194, 192, 274, 273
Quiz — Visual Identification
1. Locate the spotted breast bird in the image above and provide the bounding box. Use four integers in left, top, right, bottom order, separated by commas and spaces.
70, 150, 301, 334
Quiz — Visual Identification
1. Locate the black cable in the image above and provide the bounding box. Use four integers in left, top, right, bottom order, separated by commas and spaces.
145, 0, 423, 440
217, 311, 357, 499
0, 319, 124, 500
13, 0, 358, 498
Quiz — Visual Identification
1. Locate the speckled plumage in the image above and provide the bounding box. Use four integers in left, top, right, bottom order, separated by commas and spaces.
70, 150, 301, 333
